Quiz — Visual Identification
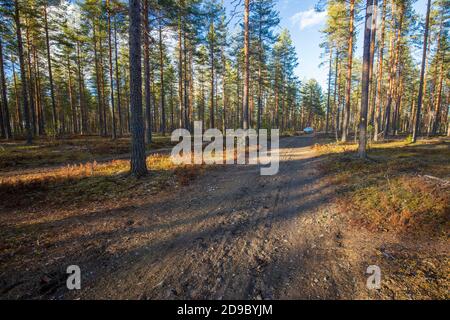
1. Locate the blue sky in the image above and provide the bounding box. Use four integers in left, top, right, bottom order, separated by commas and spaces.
225, 0, 429, 90
278, 0, 329, 89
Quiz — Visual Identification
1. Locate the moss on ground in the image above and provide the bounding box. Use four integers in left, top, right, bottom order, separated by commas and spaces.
316, 138, 450, 238
0, 153, 205, 209
0, 135, 174, 171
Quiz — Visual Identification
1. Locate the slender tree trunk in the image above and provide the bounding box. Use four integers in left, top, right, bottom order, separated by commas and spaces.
200, 72, 205, 130
222, 50, 227, 132
25, 24, 37, 136
360, 0, 374, 158
113, 16, 123, 136
184, 35, 190, 130
445, 94, 450, 136
368, 0, 378, 126
44, 5, 57, 134
98, 29, 108, 136
124, 63, 131, 132
341, 0, 355, 142
170, 80, 174, 131
432, 51, 445, 135
129, 0, 147, 177
236, 65, 241, 128
151, 60, 158, 131
32, 43, 43, 135
210, 22, 215, 129
242, 0, 250, 130
67, 57, 77, 134
76, 41, 87, 134
93, 25, 104, 135
0, 36, 11, 139
188, 47, 194, 130
393, 79, 403, 135
107, 0, 116, 140
15, 0, 32, 144
374, 0, 386, 141
12, 57, 22, 134
275, 70, 279, 128
143, 0, 152, 143
257, 19, 263, 132
0, 85, 4, 138
384, 4, 403, 139
178, 18, 183, 128
326, 48, 333, 134
159, 13, 166, 135
430, 16, 444, 136
333, 51, 339, 140
412, 0, 431, 143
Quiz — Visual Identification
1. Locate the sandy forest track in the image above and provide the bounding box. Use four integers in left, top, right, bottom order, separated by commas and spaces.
2, 135, 447, 299
70, 135, 339, 299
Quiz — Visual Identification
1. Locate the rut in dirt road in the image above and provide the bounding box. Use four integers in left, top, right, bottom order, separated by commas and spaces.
70, 135, 336, 300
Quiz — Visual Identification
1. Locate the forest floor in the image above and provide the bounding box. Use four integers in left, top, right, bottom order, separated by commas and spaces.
0, 134, 174, 174
0, 134, 448, 299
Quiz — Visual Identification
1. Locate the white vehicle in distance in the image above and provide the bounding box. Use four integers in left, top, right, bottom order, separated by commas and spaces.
303, 127, 314, 134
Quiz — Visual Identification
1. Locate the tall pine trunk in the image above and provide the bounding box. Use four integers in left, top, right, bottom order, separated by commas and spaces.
129, 0, 147, 177
25, 24, 37, 136
93, 25, 104, 136
113, 16, 123, 136
359, 0, 374, 158
341, 0, 355, 142
374, 0, 386, 141
257, 17, 263, 132
67, 57, 77, 134
209, 21, 215, 129
412, 0, 431, 143
98, 29, 108, 136
44, 5, 57, 135
178, 18, 183, 128
325, 48, 333, 134
0, 36, 11, 139
159, 13, 166, 135
76, 41, 88, 134
33, 43, 44, 135
368, 0, 378, 126
432, 49, 445, 135
384, 4, 403, 139
143, 0, 152, 144
12, 56, 22, 134
107, 0, 116, 140
242, 0, 250, 130
14, 0, 32, 144
333, 51, 339, 140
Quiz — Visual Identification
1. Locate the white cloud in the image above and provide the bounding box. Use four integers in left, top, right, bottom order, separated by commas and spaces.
291, 9, 326, 30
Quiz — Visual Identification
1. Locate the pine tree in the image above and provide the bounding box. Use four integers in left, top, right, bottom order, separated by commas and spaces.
14, 0, 32, 143
359, 0, 373, 159
129, 0, 147, 177
341, 0, 355, 142
412, 0, 432, 143
250, 0, 279, 131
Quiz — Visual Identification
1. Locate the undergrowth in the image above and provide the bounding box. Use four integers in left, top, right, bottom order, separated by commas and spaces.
316, 139, 450, 238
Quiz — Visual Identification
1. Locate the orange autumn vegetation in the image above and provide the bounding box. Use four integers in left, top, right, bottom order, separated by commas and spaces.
315, 138, 450, 238
0, 154, 205, 209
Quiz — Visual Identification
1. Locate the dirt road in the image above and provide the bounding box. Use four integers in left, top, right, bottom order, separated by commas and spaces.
65, 135, 349, 299
4, 135, 445, 299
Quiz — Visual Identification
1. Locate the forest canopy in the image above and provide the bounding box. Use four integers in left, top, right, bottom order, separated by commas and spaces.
0, 0, 448, 157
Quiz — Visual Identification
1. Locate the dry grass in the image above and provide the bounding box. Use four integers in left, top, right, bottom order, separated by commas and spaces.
0, 135, 174, 171
316, 138, 450, 238
0, 140, 207, 300
0, 153, 206, 210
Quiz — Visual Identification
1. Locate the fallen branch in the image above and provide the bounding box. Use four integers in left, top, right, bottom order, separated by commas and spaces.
420, 174, 450, 186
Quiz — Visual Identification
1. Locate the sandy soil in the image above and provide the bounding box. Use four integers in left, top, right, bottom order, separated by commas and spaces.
1, 135, 448, 299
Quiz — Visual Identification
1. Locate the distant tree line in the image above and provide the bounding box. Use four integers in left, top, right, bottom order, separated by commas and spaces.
0, 0, 329, 149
